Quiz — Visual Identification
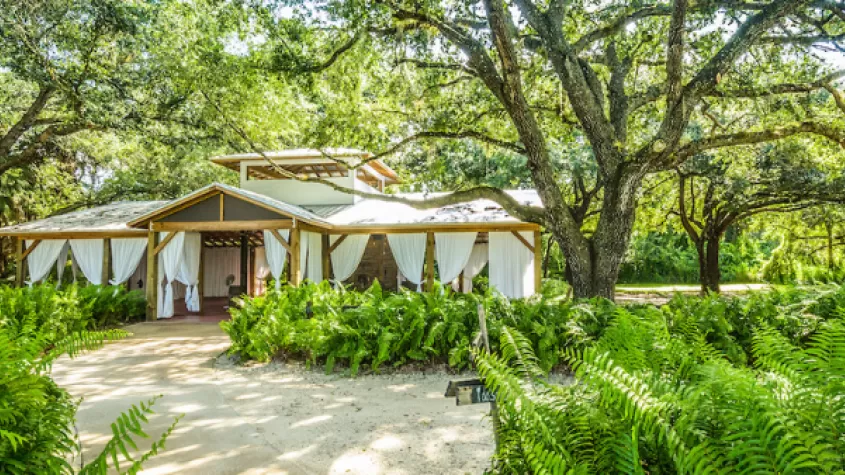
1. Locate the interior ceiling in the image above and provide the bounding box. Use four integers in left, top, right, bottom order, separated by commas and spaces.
200, 231, 489, 248
203, 230, 264, 248
246, 163, 384, 186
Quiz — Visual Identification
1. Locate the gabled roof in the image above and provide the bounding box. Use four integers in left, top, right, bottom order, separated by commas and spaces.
0, 185, 542, 238
0, 201, 165, 238
126, 182, 330, 228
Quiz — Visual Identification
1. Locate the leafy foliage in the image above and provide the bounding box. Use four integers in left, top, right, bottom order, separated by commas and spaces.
0, 284, 177, 474
478, 311, 845, 474
619, 231, 773, 284
0, 283, 145, 345
223, 280, 845, 377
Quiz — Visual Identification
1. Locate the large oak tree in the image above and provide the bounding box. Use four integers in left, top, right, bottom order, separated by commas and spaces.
256, 0, 845, 299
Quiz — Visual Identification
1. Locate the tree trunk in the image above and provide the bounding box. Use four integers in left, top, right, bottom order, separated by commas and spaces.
561, 167, 642, 300
698, 237, 721, 294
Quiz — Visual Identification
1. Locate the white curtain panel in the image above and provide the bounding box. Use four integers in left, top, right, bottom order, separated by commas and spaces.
387, 233, 427, 290
302, 231, 323, 282
263, 229, 290, 290
254, 247, 270, 279
69, 239, 105, 285
254, 246, 270, 295
55, 241, 70, 288
435, 232, 478, 286
109, 238, 147, 285
176, 232, 202, 312
202, 248, 240, 297
26, 239, 67, 285
330, 234, 369, 282
489, 232, 535, 298
454, 243, 489, 293
157, 232, 185, 319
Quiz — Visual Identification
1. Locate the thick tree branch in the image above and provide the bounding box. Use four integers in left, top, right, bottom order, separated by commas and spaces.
707, 69, 845, 98
395, 58, 478, 76
512, 0, 619, 173
573, 6, 673, 51
822, 83, 845, 113
677, 174, 702, 243
351, 130, 526, 168
393, 9, 507, 103
0, 86, 54, 156
0, 121, 95, 176
677, 121, 845, 159
282, 31, 363, 74
686, 0, 814, 98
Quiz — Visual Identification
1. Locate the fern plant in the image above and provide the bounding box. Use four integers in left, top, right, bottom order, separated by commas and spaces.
477, 316, 845, 474
79, 396, 181, 475
0, 304, 179, 474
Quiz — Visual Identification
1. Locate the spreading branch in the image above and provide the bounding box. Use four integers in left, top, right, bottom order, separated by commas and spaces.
706, 69, 845, 98
0, 86, 55, 157
351, 130, 525, 169
685, 0, 813, 98
676, 121, 845, 159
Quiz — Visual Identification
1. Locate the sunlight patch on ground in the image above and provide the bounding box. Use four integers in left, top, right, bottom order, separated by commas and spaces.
51, 322, 493, 474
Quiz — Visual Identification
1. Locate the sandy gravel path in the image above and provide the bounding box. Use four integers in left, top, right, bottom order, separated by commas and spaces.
51, 322, 494, 475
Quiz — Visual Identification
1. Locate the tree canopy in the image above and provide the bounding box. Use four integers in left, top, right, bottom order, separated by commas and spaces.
2, 0, 845, 295
227, 0, 845, 297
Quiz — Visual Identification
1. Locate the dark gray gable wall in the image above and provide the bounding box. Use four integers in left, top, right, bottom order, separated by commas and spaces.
158, 193, 292, 223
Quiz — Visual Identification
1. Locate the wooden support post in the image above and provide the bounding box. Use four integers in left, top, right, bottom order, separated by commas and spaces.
249, 247, 256, 296
14, 238, 25, 288
376, 235, 385, 286
322, 233, 330, 281
240, 232, 249, 293
289, 227, 301, 286
20, 239, 41, 260
425, 232, 435, 292
102, 238, 111, 286
533, 229, 542, 294
198, 237, 205, 314
145, 231, 158, 321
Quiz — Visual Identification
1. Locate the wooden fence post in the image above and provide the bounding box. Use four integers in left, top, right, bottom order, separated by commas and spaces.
322, 233, 331, 282
198, 236, 205, 314
477, 303, 500, 450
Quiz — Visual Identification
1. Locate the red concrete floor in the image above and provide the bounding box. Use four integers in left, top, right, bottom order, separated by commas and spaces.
160, 297, 232, 323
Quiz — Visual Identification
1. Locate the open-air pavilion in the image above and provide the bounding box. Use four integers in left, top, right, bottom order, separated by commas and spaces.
0, 149, 543, 321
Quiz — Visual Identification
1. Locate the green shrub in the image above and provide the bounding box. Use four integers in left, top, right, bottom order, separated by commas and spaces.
0, 284, 145, 345
224, 281, 845, 378
0, 284, 175, 474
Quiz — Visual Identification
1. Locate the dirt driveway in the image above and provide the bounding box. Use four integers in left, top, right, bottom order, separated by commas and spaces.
51, 322, 493, 475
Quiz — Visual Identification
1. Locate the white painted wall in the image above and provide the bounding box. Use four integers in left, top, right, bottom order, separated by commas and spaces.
241, 176, 357, 205
239, 159, 380, 205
